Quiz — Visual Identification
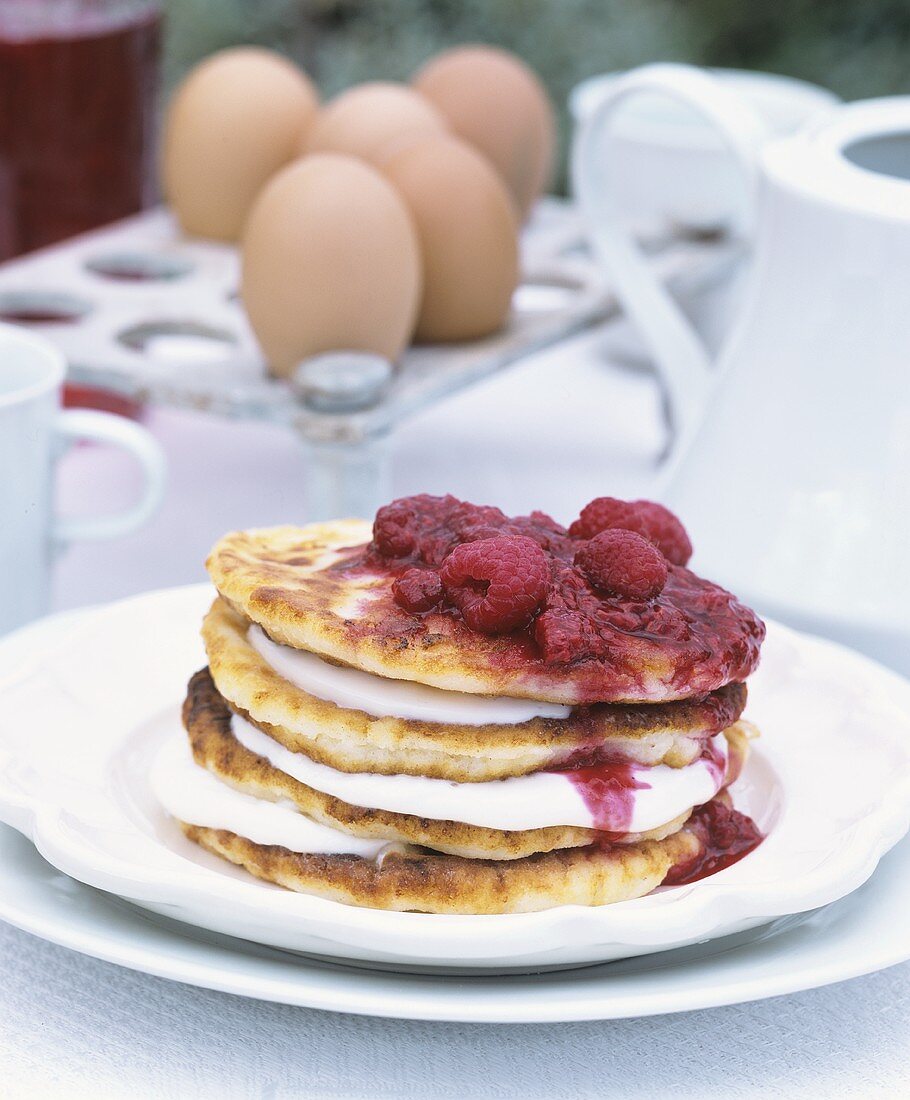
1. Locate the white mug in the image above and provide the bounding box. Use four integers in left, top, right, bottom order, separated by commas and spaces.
0, 324, 165, 633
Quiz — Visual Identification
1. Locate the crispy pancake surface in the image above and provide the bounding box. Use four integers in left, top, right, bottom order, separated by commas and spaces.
185, 668, 737, 859
207, 521, 764, 705
203, 598, 747, 779
180, 821, 703, 914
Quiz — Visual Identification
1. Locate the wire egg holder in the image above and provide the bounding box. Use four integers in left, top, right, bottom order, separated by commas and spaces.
0, 200, 739, 518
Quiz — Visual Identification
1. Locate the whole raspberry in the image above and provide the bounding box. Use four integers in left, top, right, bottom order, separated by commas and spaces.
440, 536, 550, 634
372, 499, 417, 558
392, 568, 444, 613
574, 529, 668, 601
569, 497, 692, 566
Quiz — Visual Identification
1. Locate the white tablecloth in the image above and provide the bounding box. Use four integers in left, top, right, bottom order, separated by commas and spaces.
1, 330, 907, 1097
1, 916, 908, 1100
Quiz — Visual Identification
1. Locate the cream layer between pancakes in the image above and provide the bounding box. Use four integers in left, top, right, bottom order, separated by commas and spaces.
230, 713, 728, 833
229, 624, 732, 836
154, 725, 724, 861
151, 714, 728, 857
164, 618, 730, 857
153, 734, 390, 859
247, 624, 571, 725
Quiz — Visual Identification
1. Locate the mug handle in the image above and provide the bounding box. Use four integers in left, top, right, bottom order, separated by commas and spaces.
571, 63, 768, 446
53, 409, 166, 546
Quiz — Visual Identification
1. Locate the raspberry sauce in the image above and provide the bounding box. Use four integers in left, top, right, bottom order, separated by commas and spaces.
336, 494, 766, 703
559, 760, 650, 831
663, 799, 764, 886
701, 736, 728, 787
553, 737, 728, 832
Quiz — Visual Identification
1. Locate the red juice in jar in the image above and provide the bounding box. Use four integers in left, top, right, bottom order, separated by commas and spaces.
0, 0, 162, 260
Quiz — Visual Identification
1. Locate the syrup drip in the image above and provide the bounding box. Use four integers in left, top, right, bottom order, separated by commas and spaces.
663, 800, 764, 886
701, 737, 728, 786
551, 737, 729, 834
556, 760, 650, 832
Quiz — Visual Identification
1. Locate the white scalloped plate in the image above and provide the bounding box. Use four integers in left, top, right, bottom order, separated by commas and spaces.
1, 584, 909, 972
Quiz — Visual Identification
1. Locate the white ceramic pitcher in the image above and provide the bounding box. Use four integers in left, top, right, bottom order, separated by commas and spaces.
573, 64, 910, 671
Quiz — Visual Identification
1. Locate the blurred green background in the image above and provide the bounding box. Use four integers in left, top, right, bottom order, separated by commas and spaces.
162, 0, 910, 190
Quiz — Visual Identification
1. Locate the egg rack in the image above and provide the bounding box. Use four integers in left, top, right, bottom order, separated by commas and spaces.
0, 199, 739, 518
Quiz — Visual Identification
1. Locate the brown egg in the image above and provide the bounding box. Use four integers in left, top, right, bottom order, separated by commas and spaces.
382, 135, 519, 343
241, 155, 422, 377
413, 45, 555, 221
305, 82, 448, 165
162, 47, 319, 241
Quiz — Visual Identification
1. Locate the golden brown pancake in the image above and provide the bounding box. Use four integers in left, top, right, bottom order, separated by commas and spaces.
203, 597, 747, 779
175, 504, 767, 914
183, 667, 750, 861
180, 820, 704, 914
206, 521, 763, 705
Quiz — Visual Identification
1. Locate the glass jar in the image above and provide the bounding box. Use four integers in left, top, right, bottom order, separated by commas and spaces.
0, 0, 163, 259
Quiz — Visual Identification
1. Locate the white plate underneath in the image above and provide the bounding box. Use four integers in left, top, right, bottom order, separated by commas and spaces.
2, 589, 910, 974
2, 816, 910, 1023
2, 607, 910, 1021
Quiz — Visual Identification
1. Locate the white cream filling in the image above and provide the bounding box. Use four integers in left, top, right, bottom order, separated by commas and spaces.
231, 714, 727, 833
151, 734, 388, 858
248, 624, 571, 726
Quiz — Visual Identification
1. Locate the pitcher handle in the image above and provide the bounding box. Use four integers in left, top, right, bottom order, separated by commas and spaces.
571, 63, 768, 447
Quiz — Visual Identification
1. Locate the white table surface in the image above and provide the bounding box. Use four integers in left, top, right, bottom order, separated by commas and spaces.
2, 329, 908, 1097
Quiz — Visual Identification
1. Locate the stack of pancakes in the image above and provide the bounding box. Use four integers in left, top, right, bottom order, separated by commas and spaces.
158, 518, 762, 914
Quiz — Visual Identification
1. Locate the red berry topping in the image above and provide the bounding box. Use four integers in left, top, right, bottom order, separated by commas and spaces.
372, 499, 417, 558
533, 609, 594, 664
392, 568, 444, 613
358, 493, 764, 687
440, 536, 550, 634
698, 798, 742, 849
569, 497, 692, 566
574, 529, 668, 601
